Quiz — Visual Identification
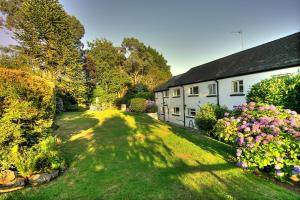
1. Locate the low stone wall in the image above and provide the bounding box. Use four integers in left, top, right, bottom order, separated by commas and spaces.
0, 170, 60, 193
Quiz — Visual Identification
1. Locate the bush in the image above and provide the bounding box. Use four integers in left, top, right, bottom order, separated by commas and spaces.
213, 102, 300, 181
195, 103, 230, 132
213, 118, 238, 143
247, 75, 300, 112
0, 68, 63, 177
135, 91, 155, 101
145, 100, 158, 113
129, 98, 147, 113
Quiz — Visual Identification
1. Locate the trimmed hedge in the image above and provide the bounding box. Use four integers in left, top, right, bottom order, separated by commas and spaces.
247, 75, 300, 112
0, 68, 64, 177
129, 98, 147, 113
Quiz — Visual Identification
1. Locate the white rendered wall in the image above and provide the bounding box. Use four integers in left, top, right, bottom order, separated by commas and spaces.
218, 66, 300, 109
183, 81, 218, 128
167, 86, 184, 126
156, 66, 300, 128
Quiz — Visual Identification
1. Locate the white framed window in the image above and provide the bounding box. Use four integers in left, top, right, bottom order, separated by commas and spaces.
163, 90, 169, 97
173, 89, 181, 97
172, 107, 180, 115
232, 80, 244, 93
208, 84, 216, 95
189, 86, 199, 95
187, 108, 196, 117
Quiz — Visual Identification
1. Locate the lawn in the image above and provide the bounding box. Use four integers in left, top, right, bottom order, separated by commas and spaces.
1, 110, 299, 200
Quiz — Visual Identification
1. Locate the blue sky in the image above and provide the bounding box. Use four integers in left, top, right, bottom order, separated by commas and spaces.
1, 0, 300, 75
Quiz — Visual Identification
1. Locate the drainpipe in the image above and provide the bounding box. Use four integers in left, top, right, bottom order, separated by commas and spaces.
161, 91, 165, 121
215, 80, 220, 106
182, 86, 186, 127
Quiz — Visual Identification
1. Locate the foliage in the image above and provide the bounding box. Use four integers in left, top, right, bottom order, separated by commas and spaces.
122, 37, 172, 90
129, 98, 147, 113
85, 39, 130, 104
195, 103, 230, 132
214, 102, 300, 181
85, 37, 168, 107
247, 75, 300, 112
213, 118, 238, 143
0, 68, 63, 176
145, 100, 158, 113
134, 91, 155, 100
0, 0, 88, 109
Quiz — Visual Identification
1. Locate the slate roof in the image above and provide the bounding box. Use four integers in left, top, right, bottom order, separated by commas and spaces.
155, 32, 300, 92
154, 74, 184, 91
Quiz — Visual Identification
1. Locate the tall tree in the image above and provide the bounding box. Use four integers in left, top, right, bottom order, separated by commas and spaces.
122, 38, 150, 86
0, 0, 87, 104
86, 39, 130, 104
121, 37, 172, 90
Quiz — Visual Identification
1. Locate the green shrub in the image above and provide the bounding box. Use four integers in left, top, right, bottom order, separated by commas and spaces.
129, 98, 147, 113
0, 68, 63, 176
213, 118, 238, 143
134, 91, 154, 100
195, 103, 230, 132
247, 75, 300, 112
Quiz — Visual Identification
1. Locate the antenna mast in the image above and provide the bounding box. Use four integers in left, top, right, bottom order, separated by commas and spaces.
231, 30, 244, 50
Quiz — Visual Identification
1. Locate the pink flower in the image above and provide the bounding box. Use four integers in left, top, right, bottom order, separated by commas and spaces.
249, 102, 256, 107
224, 112, 230, 117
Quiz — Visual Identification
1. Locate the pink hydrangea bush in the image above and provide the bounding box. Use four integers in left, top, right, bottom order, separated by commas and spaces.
215, 102, 300, 181
145, 100, 158, 113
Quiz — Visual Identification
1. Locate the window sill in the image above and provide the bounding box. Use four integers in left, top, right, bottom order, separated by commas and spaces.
172, 114, 180, 116
188, 94, 199, 97
230, 93, 245, 96
186, 116, 195, 118
172, 96, 181, 98
163, 96, 169, 98
206, 95, 216, 97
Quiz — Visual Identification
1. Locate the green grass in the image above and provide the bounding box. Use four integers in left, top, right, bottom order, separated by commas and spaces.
1, 110, 299, 200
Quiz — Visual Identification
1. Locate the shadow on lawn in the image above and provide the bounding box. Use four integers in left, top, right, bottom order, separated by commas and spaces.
4, 111, 298, 200
60, 111, 241, 199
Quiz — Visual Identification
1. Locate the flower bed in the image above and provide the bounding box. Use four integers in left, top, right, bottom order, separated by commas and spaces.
213, 102, 300, 181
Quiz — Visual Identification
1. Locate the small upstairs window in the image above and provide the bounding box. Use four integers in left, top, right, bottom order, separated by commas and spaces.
163, 90, 169, 97
208, 84, 216, 95
232, 80, 244, 93
189, 86, 199, 95
173, 89, 181, 97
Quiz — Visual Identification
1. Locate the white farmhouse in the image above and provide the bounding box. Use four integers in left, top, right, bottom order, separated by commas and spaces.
154, 32, 300, 128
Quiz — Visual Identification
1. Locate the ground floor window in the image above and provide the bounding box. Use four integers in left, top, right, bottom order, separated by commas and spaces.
172, 107, 180, 115
187, 108, 196, 117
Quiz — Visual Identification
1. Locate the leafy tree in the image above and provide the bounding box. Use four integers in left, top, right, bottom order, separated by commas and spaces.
122, 37, 150, 86
121, 38, 172, 90
86, 39, 130, 104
